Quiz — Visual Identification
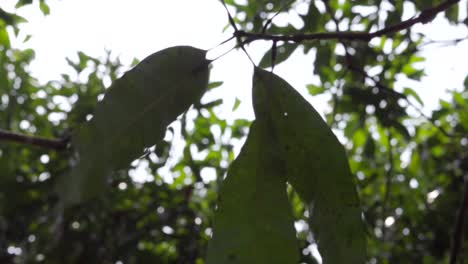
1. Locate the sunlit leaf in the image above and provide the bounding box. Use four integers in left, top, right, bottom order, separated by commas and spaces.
301, 2, 321, 33
39, 0, 50, 15
232, 97, 241, 111
15, 0, 33, 8
208, 81, 223, 90
57, 46, 210, 206
307, 84, 326, 95
253, 67, 366, 263
403, 87, 424, 106
0, 28, 10, 47
206, 122, 299, 264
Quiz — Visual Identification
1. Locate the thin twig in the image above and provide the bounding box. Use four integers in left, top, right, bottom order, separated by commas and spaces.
208, 35, 236, 51
449, 177, 468, 264
0, 128, 68, 150
220, 0, 255, 64
234, 0, 460, 44
261, 0, 295, 34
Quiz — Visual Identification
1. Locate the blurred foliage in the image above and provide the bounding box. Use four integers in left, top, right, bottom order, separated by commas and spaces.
1, 0, 468, 263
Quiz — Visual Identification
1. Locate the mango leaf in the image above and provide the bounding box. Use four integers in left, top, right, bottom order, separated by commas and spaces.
57, 46, 210, 206
206, 122, 299, 264
253, 67, 366, 263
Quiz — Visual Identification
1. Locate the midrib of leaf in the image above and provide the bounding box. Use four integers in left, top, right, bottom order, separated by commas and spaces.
105, 63, 206, 148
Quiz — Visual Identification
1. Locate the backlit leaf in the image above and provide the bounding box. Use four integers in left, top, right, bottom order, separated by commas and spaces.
253, 67, 366, 264
206, 122, 299, 264
259, 43, 298, 69
58, 46, 210, 206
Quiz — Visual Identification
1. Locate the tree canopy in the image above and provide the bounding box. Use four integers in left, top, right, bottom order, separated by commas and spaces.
1, 0, 468, 263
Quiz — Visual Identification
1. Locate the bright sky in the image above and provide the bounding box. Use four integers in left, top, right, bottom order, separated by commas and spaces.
4, 0, 468, 120
3, 1, 468, 262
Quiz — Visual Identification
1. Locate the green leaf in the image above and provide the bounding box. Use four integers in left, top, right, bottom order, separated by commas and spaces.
259, 43, 298, 68
207, 122, 298, 262
232, 97, 241, 111
206, 122, 299, 264
306, 84, 326, 95
57, 46, 210, 206
252, 67, 366, 264
445, 4, 459, 23
301, 3, 321, 32
403, 87, 424, 106
15, 0, 33, 8
0, 28, 10, 47
39, 0, 50, 15
0, 7, 31, 25
208, 81, 223, 90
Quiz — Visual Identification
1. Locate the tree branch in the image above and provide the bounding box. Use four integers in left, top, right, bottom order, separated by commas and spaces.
449, 177, 468, 264
0, 128, 68, 150
234, 0, 460, 44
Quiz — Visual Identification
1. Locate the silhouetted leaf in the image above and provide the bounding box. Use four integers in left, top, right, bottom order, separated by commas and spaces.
58, 46, 210, 205
259, 43, 298, 68
445, 4, 459, 23
252, 67, 366, 264
206, 122, 299, 264
301, 3, 321, 32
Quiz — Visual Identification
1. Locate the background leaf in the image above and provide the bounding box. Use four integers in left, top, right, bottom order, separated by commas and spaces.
306, 84, 326, 96
259, 43, 298, 69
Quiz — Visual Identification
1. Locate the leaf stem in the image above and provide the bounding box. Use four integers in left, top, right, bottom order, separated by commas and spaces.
0, 128, 68, 150
232, 0, 460, 44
